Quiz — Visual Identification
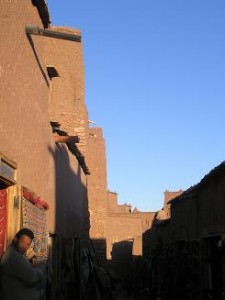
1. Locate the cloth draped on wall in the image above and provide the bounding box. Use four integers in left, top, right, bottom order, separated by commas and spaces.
0, 188, 7, 257
22, 189, 48, 262
47, 235, 81, 300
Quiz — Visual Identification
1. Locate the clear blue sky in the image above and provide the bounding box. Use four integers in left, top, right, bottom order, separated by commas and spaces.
47, 0, 225, 212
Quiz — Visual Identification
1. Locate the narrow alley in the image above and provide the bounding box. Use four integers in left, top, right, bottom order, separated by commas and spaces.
1, 1, 225, 300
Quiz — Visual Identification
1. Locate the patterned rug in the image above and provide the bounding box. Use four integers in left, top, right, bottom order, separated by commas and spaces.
22, 189, 48, 262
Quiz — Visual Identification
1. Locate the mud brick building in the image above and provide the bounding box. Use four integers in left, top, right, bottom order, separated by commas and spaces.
0, 0, 53, 254
0, 1, 91, 298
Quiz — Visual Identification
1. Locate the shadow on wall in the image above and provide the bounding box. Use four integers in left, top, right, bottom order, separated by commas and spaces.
142, 213, 159, 258
107, 239, 146, 297
90, 238, 134, 278
26, 34, 49, 87
49, 143, 88, 237
112, 240, 133, 262
91, 238, 107, 265
110, 240, 133, 279
47, 143, 90, 299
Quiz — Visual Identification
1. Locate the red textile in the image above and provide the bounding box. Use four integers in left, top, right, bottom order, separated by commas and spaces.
22, 189, 49, 210
0, 189, 7, 257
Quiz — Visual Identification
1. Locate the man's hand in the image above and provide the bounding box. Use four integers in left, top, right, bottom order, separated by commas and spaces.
25, 247, 36, 261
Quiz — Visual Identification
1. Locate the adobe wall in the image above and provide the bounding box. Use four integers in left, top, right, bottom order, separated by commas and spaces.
170, 172, 225, 241
106, 192, 152, 258
136, 211, 156, 233
0, 2, 89, 238
44, 26, 89, 156
164, 190, 183, 205
163, 189, 183, 218
0, 0, 55, 233
44, 26, 89, 237
87, 127, 108, 239
106, 215, 143, 259
117, 204, 132, 213
50, 144, 88, 237
107, 191, 119, 213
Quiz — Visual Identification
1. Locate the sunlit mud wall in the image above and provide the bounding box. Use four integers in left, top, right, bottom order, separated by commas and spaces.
44, 26, 90, 237
0, 0, 55, 237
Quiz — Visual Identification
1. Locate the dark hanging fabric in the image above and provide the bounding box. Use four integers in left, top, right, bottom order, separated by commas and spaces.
46, 235, 116, 300
61, 237, 80, 299
46, 234, 80, 300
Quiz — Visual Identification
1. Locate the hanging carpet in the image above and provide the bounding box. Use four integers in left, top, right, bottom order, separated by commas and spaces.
0, 189, 7, 257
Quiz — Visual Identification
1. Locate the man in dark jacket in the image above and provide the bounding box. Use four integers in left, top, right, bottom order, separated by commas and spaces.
0, 228, 46, 300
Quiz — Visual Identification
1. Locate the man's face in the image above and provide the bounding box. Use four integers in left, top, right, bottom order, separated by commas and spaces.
15, 235, 32, 255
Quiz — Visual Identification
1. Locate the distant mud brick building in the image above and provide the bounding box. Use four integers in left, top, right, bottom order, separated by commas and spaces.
143, 162, 225, 299
87, 127, 156, 279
